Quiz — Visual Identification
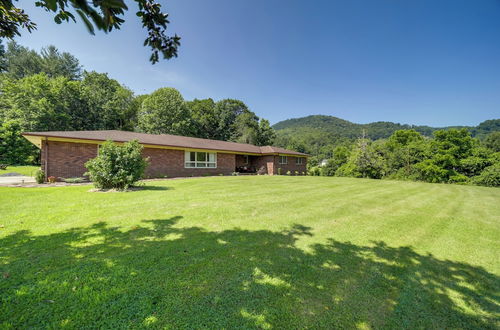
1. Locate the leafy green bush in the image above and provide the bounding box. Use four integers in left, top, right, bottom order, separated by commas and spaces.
286, 170, 291, 175
414, 160, 450, 183
321, 146, 350, 176
35, 169, 45, 184
85, 140, 148, 190
459, 156, 491, 177
308, 166, 321, 176
335, 161, 359, 177
472, 163, 500, 187
448, 174, 469, 184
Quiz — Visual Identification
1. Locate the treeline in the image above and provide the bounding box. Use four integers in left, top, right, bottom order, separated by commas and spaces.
0, 41, 275, 164
273, 115, 500, 160
308, 129, 500, 187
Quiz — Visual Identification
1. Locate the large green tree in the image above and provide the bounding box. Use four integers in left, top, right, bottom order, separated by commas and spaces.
80, 71, 136, 130
214, 99, 250, 141
137, 87, 192, 136
384, 130, 426, 178
231, 110, 260, 144
483, 131, 500, 152
185, 98, 219, 139
0, 120, 38, 164
0, 73, 76, 131
255, 119, 276, 146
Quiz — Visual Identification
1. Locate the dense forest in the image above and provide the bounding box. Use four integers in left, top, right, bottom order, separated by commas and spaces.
0, 41, 275, 165
0, 42, 498, 186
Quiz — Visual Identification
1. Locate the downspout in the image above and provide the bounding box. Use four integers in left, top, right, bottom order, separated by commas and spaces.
44, 137, 49, 180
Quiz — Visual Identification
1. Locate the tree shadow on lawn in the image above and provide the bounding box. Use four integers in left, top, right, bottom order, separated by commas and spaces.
1, 217, 498, 328
134, 185, 172, 191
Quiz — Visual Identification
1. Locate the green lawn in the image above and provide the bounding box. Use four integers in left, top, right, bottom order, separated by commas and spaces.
0, 165, 39, 177
1, 176, 499, 329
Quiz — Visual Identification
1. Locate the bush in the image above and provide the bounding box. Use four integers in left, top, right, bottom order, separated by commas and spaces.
294, 171, 299, 176
472, 163, 500, 187
85, 140, 148, 190
459, 156, 490, 177
414, 160, 450, 183
308, 166, 321, 176
286, 170, 291, 175
277, 168, 282, 175
335, 162, 359, 177
35, 169, 45, 184
448, 174, 469, 184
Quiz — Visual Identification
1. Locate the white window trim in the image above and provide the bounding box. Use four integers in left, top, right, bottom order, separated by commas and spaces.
243, 155, 249, 164
184, 151, 217, 168
279, 156, 288, 164
296, 157, 304, 165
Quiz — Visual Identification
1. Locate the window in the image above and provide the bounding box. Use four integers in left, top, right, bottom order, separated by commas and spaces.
243, 155, 249, 164
296, 157, 304, 165
185, 151, 217, 168
279, 156, 288, 164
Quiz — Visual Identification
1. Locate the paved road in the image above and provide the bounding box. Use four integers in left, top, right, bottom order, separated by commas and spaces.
0, 176, 36, 185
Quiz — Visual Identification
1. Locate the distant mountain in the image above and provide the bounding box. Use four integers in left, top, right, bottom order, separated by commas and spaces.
273, 115, 499, 140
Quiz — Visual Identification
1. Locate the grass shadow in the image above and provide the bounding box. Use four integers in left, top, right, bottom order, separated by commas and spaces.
1, 218, 498, 328
135, 185, 173, 191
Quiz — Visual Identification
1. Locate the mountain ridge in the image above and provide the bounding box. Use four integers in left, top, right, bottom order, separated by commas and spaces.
272, 115, 499, 140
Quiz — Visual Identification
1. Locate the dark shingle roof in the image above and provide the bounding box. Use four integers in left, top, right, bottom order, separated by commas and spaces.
23, 130, 308, 156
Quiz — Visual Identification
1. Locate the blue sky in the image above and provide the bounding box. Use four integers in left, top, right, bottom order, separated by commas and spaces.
15, 0, 500, 126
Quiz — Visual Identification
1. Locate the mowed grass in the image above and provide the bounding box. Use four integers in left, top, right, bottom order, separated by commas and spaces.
1, 176, 499, 329
0, 165, 39, 177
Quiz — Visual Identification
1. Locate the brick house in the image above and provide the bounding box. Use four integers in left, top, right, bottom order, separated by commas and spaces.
22, 130, 308, 180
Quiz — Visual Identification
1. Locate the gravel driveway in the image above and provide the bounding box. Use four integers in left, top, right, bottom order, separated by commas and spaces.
0, 176, 36, 185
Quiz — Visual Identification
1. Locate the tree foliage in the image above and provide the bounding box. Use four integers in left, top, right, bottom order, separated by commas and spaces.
0, 120, 38, 164
0, 43, 278, 165
483, 132, 500, 152
0, 0, 180, 64
312, 128, 500, 187
0, 71, 135, 132
0, 41, 81, 79
137, 87, 192, 136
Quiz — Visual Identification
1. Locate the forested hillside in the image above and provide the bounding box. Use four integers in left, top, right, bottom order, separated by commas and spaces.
273, 115, 499, 158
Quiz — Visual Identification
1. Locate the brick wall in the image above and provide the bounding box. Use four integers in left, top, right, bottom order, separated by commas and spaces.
40, 140, 306, 180
42, 140, 98, 179
252, 155, 274, 175
142, 148, 235, 178
273, 155, 307, 175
